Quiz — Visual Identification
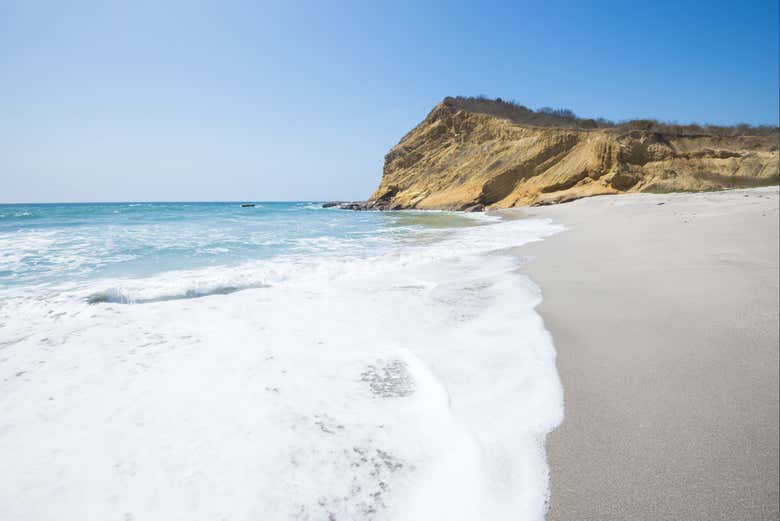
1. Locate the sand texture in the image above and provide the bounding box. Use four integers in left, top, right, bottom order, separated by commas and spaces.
511, 187, 779, 520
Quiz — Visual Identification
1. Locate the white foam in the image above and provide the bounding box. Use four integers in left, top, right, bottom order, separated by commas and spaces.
0, 216, 564, 520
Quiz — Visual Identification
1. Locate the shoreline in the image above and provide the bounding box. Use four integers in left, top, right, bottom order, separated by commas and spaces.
510, 186, 779, 520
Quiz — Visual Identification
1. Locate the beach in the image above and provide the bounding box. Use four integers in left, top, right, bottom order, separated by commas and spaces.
512, 187, 780, 520
1, 190, 777, 519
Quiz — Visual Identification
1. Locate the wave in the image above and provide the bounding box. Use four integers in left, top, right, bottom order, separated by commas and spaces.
72, 216, 562, 306
1, 212, 565, 520
86, 282, 269, 304
0, 211, 36, 219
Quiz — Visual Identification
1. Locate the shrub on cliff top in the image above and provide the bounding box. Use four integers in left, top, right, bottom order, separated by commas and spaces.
445, 96, 779, 137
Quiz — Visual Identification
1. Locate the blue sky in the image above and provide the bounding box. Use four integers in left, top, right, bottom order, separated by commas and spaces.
1, 0, 778, 203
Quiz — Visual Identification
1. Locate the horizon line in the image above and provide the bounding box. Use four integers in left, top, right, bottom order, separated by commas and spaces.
0, 199, 357, 205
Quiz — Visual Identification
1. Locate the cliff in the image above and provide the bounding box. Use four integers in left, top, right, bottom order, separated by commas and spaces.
365, 97, 779, 210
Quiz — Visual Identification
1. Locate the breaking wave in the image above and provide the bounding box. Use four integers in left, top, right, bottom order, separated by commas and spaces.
0, 205, 565, 521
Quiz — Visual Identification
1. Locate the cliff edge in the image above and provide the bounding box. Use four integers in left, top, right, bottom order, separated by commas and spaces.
365, 97, 779, 210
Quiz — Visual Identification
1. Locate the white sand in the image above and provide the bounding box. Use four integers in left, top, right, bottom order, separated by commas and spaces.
509, 187, 780, 520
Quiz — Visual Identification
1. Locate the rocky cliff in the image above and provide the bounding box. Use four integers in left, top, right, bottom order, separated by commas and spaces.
364, 97, 779, 210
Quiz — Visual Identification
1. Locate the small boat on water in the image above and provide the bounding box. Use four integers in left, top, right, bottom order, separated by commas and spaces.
241, 203, 255, 207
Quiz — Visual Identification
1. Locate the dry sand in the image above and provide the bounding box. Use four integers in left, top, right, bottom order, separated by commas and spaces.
510, 187, 779, 520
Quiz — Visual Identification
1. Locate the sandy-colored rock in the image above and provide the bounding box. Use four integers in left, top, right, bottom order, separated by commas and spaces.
367, 98, 779, 209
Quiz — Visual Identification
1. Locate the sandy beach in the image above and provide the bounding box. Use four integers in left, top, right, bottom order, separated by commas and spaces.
512, 187, 780, 520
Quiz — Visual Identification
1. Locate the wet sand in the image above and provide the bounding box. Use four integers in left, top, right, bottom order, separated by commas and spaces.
511, 187, 780, 520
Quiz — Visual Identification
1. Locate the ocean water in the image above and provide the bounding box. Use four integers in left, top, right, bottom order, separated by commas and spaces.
0, 202, 564, 521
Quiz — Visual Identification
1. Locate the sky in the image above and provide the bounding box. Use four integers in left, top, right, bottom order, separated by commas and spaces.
1, 0, 778, 203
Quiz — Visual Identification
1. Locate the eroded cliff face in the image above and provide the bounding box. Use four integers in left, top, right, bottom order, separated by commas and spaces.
367, 98, 779, 210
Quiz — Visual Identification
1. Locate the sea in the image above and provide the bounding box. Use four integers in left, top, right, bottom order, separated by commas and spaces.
0, 201, 564, 521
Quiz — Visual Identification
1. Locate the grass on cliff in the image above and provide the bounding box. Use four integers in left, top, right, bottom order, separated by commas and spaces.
445, 96, 779, 138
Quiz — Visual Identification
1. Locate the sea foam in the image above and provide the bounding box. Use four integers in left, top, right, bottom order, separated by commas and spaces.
0, 211, 564, 521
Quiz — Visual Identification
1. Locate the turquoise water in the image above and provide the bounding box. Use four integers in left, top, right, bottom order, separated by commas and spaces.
0, 202, 478, 288
0, 199, 565, 520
